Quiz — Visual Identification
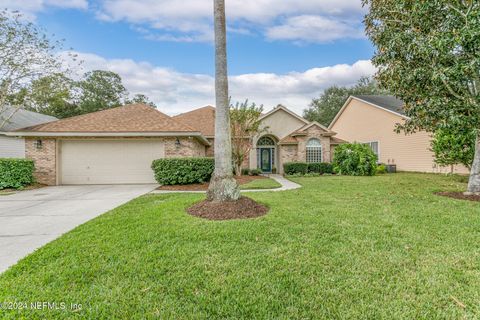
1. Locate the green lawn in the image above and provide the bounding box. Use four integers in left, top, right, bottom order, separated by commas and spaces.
239, 177, 282, 190
1, 173, 479, 319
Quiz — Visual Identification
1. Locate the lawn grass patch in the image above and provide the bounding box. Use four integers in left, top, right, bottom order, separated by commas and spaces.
0, 173, 479, 319
239, 177, 282, 190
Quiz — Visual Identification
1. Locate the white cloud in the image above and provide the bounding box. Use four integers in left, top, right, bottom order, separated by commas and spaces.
66, 51, 376, 115
0, 0, 88, 18
266, 15, 364, 43
96, 0, 366, 43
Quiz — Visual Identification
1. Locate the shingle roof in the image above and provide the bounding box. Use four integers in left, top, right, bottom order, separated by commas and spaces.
173, 106, 216, 137
0, 107, 57, 132
17, 104, 197, 133
353, 95, 405, 115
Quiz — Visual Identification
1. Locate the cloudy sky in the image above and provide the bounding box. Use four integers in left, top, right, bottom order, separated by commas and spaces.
1, 0, 376, 115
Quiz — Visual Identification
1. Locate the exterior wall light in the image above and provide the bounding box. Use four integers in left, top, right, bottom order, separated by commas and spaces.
34, 139, 43, 150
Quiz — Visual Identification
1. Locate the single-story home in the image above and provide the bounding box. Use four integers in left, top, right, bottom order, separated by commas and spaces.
0, 107, 57, 158
329, 95, 469, 174
174, 104, 346, 174
7, 103, 345, 185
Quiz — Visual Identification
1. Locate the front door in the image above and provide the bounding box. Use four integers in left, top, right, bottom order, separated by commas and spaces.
260, 148, 272, 173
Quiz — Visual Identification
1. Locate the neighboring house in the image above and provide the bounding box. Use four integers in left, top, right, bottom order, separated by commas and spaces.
329, 95, 469, 174
175, 104, 346, 175
0, 107, 57, 158
7, 103, 344, 185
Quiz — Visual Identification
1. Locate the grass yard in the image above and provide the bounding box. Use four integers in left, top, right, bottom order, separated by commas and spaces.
239, 177, 282, 190
0, 173, 479, 319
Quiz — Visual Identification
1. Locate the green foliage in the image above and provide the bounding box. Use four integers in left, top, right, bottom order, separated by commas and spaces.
77, 70, 127, 114
363, 1, 480, 173
9, 70, 158, 119
431, 127, 475, 170
249, 168, 262, 176
0, 159, 35, 189
376, 164, 387, 175
303, 77, 388, 127
333, 143, 378, 176
0, 9, 68, 129
307, 162, 334, 174
241, 168, 251, 176
151, 158, 214, 185
124, 93, 157, 108
283, 162, 309, 175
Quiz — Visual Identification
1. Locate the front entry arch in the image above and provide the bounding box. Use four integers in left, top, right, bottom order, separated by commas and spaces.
256, 136, 276, 173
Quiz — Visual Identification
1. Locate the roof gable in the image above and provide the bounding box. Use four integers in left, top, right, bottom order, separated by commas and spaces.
259, 105, 309, 124
173, 106, 215, 137
18, 104, 197, 133
329, 95, 407, 129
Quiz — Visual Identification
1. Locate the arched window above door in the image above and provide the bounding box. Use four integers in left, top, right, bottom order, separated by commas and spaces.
257, 136, 275, 146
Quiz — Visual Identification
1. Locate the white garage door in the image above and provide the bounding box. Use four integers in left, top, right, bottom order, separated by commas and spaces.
60, 140, 164, 185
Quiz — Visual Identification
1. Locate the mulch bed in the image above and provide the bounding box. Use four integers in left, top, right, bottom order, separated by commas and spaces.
157, 175, 266, 191
187, 196, 269, 221
436, 191, 480, 202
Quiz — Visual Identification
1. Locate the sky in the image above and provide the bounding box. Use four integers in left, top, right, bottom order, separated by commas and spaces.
1, 0, 376, 115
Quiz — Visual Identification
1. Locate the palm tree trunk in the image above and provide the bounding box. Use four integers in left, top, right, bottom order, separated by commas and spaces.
466, 133, 480, 195
207, 0, 240, 202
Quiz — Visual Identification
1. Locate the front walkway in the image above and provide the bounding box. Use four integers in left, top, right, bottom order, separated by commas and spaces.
150, 174, 301, 194
0, 184, 157, 273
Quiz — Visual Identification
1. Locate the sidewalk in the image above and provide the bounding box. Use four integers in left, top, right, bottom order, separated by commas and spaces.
150, 174, 301, 194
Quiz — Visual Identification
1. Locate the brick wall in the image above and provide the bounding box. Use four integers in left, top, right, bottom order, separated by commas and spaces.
25, 138, 57, 186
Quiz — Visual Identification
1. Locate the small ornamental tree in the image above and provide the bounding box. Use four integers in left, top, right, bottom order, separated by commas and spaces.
363, 1, 480, 194
431, 127, 475, 173
230, 100, 267, 176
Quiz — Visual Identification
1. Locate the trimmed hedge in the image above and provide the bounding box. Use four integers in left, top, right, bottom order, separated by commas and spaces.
308, 162, 334, 174
283, 162, 308, 175
0, 158, 35, 189
151, 158, 214, 185
333, 143, 377, 176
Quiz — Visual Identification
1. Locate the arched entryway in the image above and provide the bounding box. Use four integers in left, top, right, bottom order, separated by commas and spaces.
256, 136, 277, 173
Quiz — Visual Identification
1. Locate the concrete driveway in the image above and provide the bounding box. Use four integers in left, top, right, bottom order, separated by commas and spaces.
0, 184, 157, 273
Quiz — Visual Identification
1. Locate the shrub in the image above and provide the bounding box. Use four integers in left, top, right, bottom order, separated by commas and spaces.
308, 162, 334, 174
151, 158, 214, 185
376, 164, 388, 174
283, 162, 308, 175
333, 143, 378, 176
241, 168, 251, 176
249, 168, 262, 176
0, 158, 35, 189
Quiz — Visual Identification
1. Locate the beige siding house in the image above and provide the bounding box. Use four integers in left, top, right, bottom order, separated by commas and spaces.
329, 95, 469, 174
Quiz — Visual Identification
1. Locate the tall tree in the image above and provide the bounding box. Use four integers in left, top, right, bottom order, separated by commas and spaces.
364, 1, 480, 194
303, 77, 387, 127
230, 100, 267, 176
125, 93, 157, 108
15, 73, 79, 119
207, 0, 240, 201
77, 70, 127, 114
0, 10, 68, 129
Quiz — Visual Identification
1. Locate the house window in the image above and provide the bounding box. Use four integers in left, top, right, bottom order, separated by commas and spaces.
306, 138, 322, 163
364, 141, 380, 158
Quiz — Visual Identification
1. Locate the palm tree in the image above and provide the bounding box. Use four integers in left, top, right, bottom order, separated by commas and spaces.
207, 0, 240, 202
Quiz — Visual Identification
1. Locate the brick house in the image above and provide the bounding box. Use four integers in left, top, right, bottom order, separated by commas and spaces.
6, 103, 345, 185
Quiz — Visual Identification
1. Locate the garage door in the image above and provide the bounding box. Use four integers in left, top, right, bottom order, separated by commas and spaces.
60, 140, 165, 184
